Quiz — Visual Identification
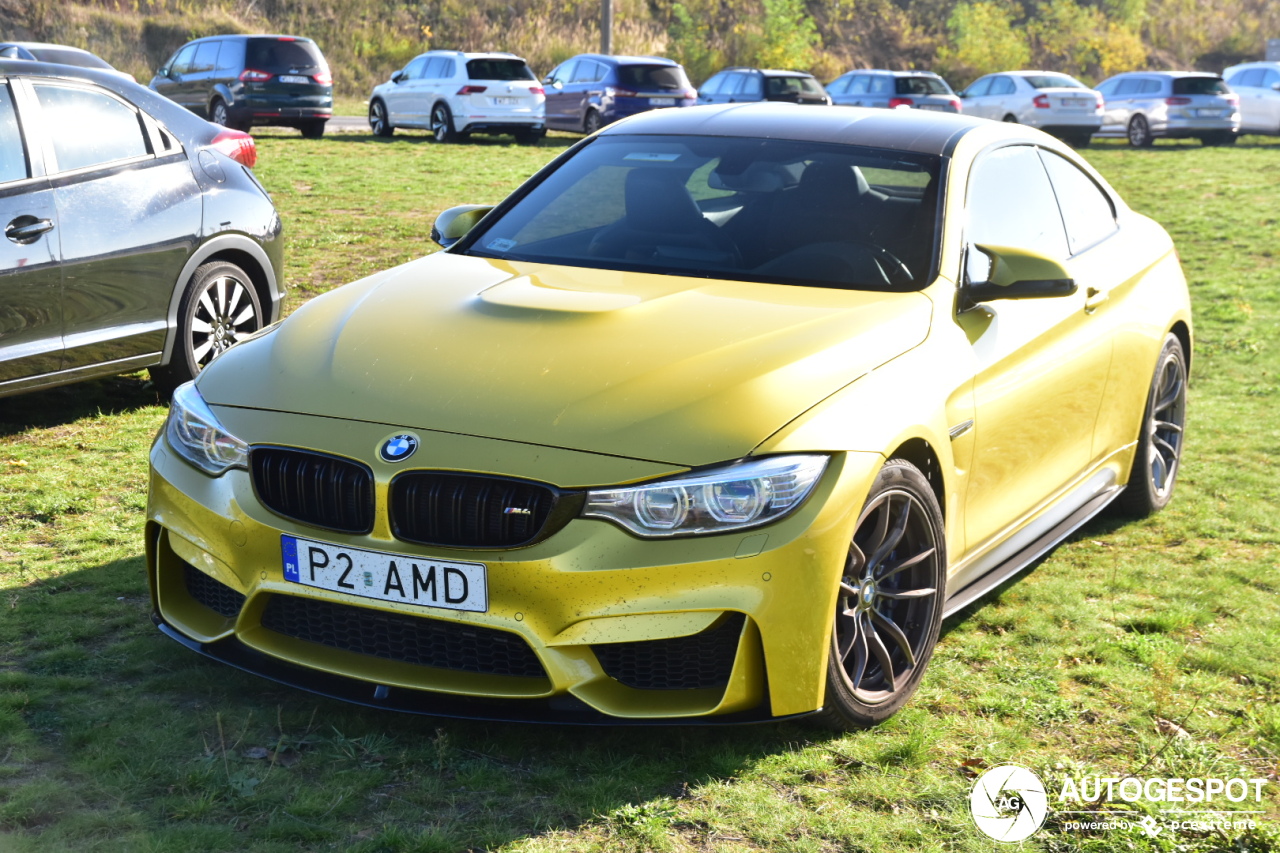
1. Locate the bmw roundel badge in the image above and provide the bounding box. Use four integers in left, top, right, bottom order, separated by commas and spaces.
379, 433, 419, 463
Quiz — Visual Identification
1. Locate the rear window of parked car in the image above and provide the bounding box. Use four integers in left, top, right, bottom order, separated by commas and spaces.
466, 59, 535, 81
1025, 74, 1085, 89
245, 38, 325, 72
30, 47, 114, 69
1172, 76, 1229, 96
766, 76, 824, 96
617, 65, 691, 90
895, 76, 949, 95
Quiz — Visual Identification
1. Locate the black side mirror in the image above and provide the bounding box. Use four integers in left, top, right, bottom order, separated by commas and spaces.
391, 70, 406, 83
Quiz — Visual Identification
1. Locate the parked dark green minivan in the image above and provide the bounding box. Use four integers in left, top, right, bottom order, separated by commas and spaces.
149, 35, 332, 137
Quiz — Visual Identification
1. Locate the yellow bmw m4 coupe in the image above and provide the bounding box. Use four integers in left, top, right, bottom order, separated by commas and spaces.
146, 103, 1191, 729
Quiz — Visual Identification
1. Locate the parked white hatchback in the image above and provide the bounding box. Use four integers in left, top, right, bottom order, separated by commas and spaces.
369, 50, 546, 143
1222, 61, 1280, 136
958, 70, 1102, 147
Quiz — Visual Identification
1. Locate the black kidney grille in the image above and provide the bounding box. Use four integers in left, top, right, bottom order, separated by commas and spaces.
184, 564, 246, 619
251, 447, 374, 534
260, 594, 546, 678
592, 613, 745, 691
391, 472, 559, 548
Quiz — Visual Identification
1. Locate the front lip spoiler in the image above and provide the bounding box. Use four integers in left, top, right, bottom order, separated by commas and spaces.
153, 616, 816, 727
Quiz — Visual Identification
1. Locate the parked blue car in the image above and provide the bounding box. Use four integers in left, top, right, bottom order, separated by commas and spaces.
541, 54, 696, 133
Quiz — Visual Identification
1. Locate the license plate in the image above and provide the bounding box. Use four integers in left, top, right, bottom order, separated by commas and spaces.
279, 75, 310, 84
282, 535, 488, 613
490, 96, 521, 105
650, 97, 676, 106
1064, 98, 1090, 107
1194, 108, 1223, 117
918, 104, 947, 111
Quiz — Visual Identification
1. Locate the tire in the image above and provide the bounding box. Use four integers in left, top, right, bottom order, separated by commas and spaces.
369, 99, 394, 137
583, 109, 602, 135
1200, 131, 1237, 146
300, 120, 326, 139
431, 103, 457, 143
514, 127, 545, 145
1066, 133, 1092, 148
812, 459, 946, 730
1116, 334, 1188, 518
1002, 113, 1018, 123
150, 261, 263, 393
1127, 114, 1153, 147
209, 97, 229, 127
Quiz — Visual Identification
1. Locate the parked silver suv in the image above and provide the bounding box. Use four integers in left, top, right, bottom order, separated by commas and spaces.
1093, 71, 1239, 146
1222, 62, 1280, 136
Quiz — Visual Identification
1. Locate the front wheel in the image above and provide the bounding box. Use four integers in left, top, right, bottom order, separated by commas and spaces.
1116, 334, 1188, 517
431, 103, 457, 143
150, 261, 263, 393
369, 99, 394, 137
813, 459, 946, 730
1128, 114, 1153, 147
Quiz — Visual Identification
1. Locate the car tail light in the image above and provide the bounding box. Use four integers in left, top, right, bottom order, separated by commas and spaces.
1165, 96, 1192, 105
682, 89, 697, 99
888, 97, 914, 109
1033, 94, 1050, 108
239, 69, 272, 83
1095, 94, 1104, 110
948, 97, 962, 112
605, 87, 638, 98
457, 85, 487, 94
1224, 93, 1239, 105
313, 71, 332, 86
529, 86, 545, 95
210, 129, 257, 169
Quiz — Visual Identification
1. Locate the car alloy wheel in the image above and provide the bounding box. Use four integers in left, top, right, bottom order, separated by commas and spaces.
152, 261, 263, 392
210, 98, 228, 127
370, 99, 393, 137
817, 459, 945, 729
1118, 334, 1187, 517
431, 103, 456, 143
1128, 114, 1153, 147
583, 109, 602, 134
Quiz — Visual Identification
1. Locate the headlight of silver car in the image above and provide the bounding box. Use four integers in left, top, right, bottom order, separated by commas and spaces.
582, 455, 829, 538
165, 382, 248, 476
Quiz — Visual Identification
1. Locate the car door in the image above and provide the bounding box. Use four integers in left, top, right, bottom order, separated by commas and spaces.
384, 55, 428, 126
0, 78, 62, 386
186, 40, 221, 116
162, 43, 199, 110
960, 76, 993, 118
542, 60, 577, 128
954, 144, 1113, 552
1103, 77, 1141, 131
568, 60, 602, 123
27, 78, 202, 373
1262, 68, 1280, 131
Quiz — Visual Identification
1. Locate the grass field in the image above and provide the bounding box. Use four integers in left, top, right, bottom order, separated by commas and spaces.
1, 130, 1278, 853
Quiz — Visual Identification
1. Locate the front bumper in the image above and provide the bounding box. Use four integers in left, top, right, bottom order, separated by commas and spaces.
145, 407, 880, 723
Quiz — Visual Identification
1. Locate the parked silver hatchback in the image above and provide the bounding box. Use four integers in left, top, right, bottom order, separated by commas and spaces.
826, 70, 961, 113
1222, 62, 1280, 136
1093, 71, 1239, 146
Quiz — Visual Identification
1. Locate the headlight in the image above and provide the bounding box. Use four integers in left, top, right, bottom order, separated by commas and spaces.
165, 382, 248, 476
582, 455, 829, 538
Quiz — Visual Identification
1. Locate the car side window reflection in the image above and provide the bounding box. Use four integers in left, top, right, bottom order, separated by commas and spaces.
965, 145, 1069, 281
34, 84, 149, 173
1039, 150, 1117, 255
0, 84, 29, 184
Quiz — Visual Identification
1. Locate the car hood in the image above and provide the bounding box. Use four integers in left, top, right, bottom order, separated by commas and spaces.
200, 253, 932, 468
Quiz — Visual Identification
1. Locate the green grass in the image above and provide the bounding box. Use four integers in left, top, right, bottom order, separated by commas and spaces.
1, 133, 1278, 852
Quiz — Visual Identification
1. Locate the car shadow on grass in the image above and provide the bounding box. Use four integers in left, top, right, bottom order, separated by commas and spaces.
0, 373, 163, 437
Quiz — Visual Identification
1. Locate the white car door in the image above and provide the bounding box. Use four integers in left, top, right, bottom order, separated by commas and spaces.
385, 55, 427, 125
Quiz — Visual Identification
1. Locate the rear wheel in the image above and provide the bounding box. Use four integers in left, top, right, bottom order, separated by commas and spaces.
209, 97, 229, 127
1200, 131, 1237, 146
1002, 113, 1018, 123
583, 109, 602, 135
1128, 114, 1153, 147
369, 99, 394, 137
514, 127, 545, 145
300, 120, 326, 139
150, 261, 264, 394
813, 459, 946, 730
1117, 334, 1188, 517
1065, 133, 1092, 148
431, 103, 458, 143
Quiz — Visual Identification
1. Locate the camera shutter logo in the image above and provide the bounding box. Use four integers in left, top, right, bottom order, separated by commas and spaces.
970, 764, 1049, 842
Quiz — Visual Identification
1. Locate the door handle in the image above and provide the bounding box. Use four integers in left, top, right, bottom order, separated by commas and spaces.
1085, 286, 1109, 312
5, 216, 55, 244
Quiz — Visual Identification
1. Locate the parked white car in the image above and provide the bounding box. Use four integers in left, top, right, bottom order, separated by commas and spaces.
958, 70, 1102, 147
1093, 71, 1239, 146
1222, 61, 1280, 136
369, 50, 545, 144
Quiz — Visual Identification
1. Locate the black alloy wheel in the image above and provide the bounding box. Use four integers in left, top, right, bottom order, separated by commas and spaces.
431, 103, 457, 143
816, 459, 946, 729
1128, 114, 1153, 147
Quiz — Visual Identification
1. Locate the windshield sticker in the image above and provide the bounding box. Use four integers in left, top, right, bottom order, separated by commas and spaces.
624, 152, 682, 162
486, 238, 518, 252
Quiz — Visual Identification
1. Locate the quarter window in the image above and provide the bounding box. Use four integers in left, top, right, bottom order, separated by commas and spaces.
34, 85, 149, 173
192, 41, 220, 73
1039, 151, 1117, 255
0, 84, 28, 184
966, 145, 1068, 274
740, 73, 763, 97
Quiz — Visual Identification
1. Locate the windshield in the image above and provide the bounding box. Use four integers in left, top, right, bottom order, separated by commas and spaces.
766, 76, 825, 97
616, 65, 691, 90
460, 135, 941, 292
1172, 76, 1229, 95
1025, 74, 1085, 90
895, 76, 951, 95
466, 58, 535, 81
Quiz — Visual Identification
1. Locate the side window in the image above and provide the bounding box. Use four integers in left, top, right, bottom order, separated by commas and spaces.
965, 145, 1069, 279
572, 61, 599, 84
1263, 69, 1280, 87
869, 75, 892, 95
403, 56, 427, 79
548, 61, 576, 85
826, 76, 849, 95
700, 73, 725, 96
1140, 78, 1162, 94
723, 73, 744, 95
215, 39, 242, 72
740, 73, 763, 97
1095, 78, 1118, 97
422, 57, 445, 79
847, 75, 870, 95
170, 43, 197, 76
34, 84, 149, 173
965, 77, 991, 97
440, 59, 457, 79
1114, 78, 1141, 96
1039, 150, 1117, 255
192, 41, 220, 73
0, 83, 29, 184
992, 76, 1016, 95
